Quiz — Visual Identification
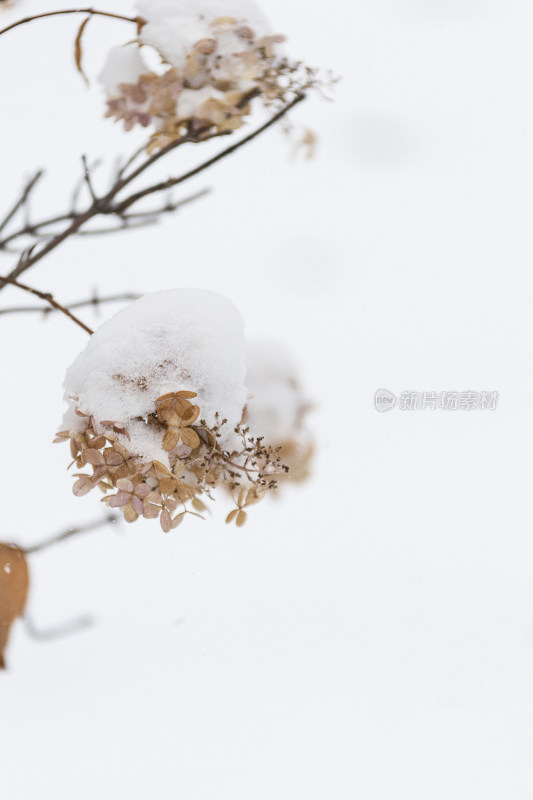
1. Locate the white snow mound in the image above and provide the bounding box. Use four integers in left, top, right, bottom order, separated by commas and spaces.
62, 289, 247, 460
137, 0, 272, 69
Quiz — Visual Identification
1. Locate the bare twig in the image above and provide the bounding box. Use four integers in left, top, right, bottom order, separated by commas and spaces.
0, 187, 209, 249
0, 8, 143, 37
115, 94, 307, 213
23, 514, 118, 555
0, 275, 94, 334
0, 171, 43, 235
0, 291, 140, 318
0, 93, 306, 293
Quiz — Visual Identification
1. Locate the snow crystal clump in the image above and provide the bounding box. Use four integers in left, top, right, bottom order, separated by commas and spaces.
244, 340, 313, 483
98, 44, 147, 97
62, 289, 247, 460
137, 0, 272, 70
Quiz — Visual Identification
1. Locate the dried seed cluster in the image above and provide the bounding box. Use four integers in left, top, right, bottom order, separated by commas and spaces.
55, 390, 287, 531
104, 15, 323, 151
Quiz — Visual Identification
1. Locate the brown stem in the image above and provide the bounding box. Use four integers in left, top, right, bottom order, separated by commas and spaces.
23, 514, 118, 555
0, 8, 144, 37
0, 94, 306, 291
0, 171, 43, 235
0, 291, 140, 318
116, 94, 306, 213
0, 275, 94, 334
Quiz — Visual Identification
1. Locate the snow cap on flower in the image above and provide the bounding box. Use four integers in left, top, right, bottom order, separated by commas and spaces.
136, 0, 273, 70
62, 289, 247, 463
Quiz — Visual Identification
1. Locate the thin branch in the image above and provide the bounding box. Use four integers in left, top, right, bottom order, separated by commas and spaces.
0, 170, 43, 235
115, 94, 306, 213
0, 93, 306, 291
0, 187, 209, 249
0, 291, 140, 318
0, 275, 94, 334
0, 8, 143, 37
81, 155, 98, 203
23, 514, 118, 555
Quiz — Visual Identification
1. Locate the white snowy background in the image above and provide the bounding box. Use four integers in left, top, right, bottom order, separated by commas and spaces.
2, 0, 533, 797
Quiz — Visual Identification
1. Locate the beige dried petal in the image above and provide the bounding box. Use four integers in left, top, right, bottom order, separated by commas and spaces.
163, 429, 180, 452
159, 477, 178, 495
225, 509, 238, 525
112, 442, 131, 459
193, 37, 217, 54
83, 449, 105, 466
181, 405, 200, 425
109, 491, 131, 508
236, 509, 247, 527
160, 509, 172, 533
143, 503, 161, 520
152, 460, 171, 477
116, 478, 134, 493
158, 407, 182, 426
104, 450, 124, 466
131, 495, 144, 516
72, 477, 93, 497
123, 504, 139, 523
172, 513, 185, 529
181, 428, 200, 449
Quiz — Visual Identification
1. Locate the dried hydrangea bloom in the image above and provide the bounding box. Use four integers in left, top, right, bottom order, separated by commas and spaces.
99, 0, 319, 151
56, 290, 287, 530
243, 340, 314, 484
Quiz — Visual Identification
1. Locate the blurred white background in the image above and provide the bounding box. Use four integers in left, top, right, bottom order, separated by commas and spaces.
2, 0, 533, 797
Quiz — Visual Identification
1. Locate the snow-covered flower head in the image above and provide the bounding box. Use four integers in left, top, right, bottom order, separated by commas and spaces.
244, 340, 314, 483
56, 290, 289, 530
99, 0, 314, 151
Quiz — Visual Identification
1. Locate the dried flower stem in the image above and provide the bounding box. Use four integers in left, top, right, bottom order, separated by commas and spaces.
0, 291, 140, 318
23, 514, 118, 555
0, 93, 306, 295
0, 275, 94, 334
0, 8, 143, 37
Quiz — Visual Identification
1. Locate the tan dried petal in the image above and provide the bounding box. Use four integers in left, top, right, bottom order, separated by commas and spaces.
143, 503, 161, 520
225, 509, 238, 524
116, 478, 134, 493
83, 449, 105, 466
123, 504, 139, 523
72, 477, 93, 497
236, 509, 247, 527
193, 37, 217, 55
181, 428, 200, 449
163, 429, 180, 451
160, 477, 178, 495
181, 405, 200, 425
160, 509, 172, 533
152, 460, 171, 477
104, 450, 124, 466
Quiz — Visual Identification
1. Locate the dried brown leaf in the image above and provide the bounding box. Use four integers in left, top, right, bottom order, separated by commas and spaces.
75, 15, 91, 86
0, 545, 29, 669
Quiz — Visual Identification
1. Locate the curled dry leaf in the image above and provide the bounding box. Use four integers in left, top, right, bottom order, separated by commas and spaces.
0, 544, 29, 669
74, 15, 91, 86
